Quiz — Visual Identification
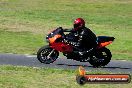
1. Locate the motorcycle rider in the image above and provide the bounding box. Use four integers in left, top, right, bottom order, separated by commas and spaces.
64, 18, 97, 55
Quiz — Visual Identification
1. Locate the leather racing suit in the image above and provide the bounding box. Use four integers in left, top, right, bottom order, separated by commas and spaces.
64, 27, 97, 51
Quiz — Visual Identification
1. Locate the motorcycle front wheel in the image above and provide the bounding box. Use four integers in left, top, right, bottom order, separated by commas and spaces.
89, 47, 112, 67
37, 45, 59, 64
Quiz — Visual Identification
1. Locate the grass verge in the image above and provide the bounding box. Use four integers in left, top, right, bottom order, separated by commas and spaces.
0, 65, 131, 88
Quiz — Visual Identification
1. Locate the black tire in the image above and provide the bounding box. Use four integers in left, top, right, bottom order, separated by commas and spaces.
76, 75, 87, 85
89, 47, 112, 67
37, 45, 59, 64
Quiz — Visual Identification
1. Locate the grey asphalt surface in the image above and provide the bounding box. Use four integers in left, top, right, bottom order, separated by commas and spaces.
0, 53, 132, 73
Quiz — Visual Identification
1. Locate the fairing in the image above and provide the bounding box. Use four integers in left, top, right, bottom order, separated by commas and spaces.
47, 28, 73, 52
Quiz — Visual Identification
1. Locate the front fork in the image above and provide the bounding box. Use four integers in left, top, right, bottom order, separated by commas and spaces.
47, 49, 55, 58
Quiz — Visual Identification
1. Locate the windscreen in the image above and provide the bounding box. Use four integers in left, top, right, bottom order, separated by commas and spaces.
46, 28, 64, 39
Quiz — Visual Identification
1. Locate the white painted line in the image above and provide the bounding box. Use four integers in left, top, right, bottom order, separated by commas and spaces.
120, 60, 127, 61
25, 55, 36, 58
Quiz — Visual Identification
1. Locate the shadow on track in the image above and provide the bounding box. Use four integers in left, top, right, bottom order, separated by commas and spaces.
56, 64, 131, 70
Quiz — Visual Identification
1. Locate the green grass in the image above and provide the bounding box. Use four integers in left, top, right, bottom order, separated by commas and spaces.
0, 65, 132, 88
0, 30, 44, 54
0, 0, 132, 60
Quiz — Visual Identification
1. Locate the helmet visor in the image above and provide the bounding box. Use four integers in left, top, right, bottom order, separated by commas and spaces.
74, 23, 80, 28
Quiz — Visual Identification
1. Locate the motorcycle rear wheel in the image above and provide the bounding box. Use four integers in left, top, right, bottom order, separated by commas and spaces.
89, 47, 112, 67
37, 45, 59, 64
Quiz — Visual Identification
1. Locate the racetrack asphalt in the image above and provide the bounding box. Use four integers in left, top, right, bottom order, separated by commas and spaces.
0, 53, 132, 73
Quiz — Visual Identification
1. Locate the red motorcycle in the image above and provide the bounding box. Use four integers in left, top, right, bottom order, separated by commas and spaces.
37, 27, 115, 67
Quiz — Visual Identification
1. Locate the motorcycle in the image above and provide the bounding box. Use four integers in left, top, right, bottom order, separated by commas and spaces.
37, 27, 115, 67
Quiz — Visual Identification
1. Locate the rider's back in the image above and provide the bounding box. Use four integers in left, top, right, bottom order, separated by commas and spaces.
79, 27, 97, 49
